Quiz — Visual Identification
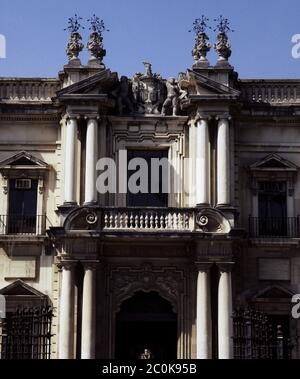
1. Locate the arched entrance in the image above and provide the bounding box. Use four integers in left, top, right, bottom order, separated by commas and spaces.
115, 291, 177, 359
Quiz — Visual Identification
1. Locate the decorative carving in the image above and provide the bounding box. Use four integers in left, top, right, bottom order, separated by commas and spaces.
190, 16, 211, 66
109, 264, 185, 313
195, 208, 231, 234
86, 212, 98, 225
213, 16, 233, 64
114, 76, 134, 115
131, 63, 166, 115
87, 15, 107, 64
64, 15, 84, 61
161, 78, 180, 116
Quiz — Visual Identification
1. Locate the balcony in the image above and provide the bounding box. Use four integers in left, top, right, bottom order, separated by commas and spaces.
0, 215, 46, 236
249, 216, 300, 238
103, 208, 194, 231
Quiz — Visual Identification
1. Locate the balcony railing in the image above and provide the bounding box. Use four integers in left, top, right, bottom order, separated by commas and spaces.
0, 215, 46, 236
249, 216, 300, 238
0, 78, 61, 102
240, 80, 300, 104
103, 208, 194, 231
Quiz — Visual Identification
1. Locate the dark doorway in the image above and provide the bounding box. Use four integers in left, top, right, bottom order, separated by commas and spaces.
115, 291, 177, 359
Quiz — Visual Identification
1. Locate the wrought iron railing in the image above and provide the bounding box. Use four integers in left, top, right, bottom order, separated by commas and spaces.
0, 305, 53, 359
233, 308, 293, 359
0, 214, 47, 235
249, 216, 300, 238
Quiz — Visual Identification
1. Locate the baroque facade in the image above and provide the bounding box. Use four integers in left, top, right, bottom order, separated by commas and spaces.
0, 18, 299, 359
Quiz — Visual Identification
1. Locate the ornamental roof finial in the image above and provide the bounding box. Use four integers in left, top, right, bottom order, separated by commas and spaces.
189, 16, 211, 68
64, 14, 84, 62
86, 15, 109, 68
213, 15, 234, 66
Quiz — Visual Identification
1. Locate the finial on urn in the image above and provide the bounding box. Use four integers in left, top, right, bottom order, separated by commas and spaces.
190, 16, 211, 68
64, 14, 84, 64
213, 15, 233, 66
87, 14, 108, 68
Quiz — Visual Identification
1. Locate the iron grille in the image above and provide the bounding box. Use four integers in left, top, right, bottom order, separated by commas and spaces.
233, 308, 294, 359
0, 305, 53, 359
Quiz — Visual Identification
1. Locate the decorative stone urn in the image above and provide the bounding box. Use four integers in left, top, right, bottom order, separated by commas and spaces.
214, 32, 231, 64
87, 31, 106, 64
192, 32, 211, 67
66, 31, 84, 61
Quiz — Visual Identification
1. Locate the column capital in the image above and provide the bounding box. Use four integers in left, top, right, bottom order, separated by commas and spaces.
66, 114, 81, 121
195, 262, 212, 273
215, 114, 232, 121
195, 113, 211, 123
217, 262, 234, 273
57, 259, 78, 272
84, 114, 101, 121
81, 260, 100, 270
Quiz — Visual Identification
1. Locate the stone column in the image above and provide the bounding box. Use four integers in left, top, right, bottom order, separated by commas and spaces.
58, 261, 76, 359
217, 118, 230, 206
196, 263, 212, 359
196, 118, 210, 206
217, 263, 234, 359
81, 262, 97, 359
64, 116, 78, 204
85, 117, 98, 204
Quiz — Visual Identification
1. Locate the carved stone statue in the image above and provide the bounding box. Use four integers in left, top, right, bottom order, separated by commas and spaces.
161, 77, 180, 116
66, 32, 84, 61
142, 62, 153, 78
139, 348, 153, 359
115, 76, 134, 115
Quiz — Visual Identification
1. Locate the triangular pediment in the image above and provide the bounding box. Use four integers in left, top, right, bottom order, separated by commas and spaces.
0, 280, 47, 297
0, 151, 49, 169
182, 69, 240, 98
56, 69, 118, 98
254, 285, 294, 299
250, 154, 298, 171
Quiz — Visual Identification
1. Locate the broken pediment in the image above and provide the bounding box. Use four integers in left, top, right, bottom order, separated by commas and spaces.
55, 69, 118, 100
179, 69, 240, 100
250, 154, 298, 171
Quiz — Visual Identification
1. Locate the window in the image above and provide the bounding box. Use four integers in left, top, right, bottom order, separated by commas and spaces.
127, 150, 168, 207
8, 178, 38, 234
258, 181, 287, 236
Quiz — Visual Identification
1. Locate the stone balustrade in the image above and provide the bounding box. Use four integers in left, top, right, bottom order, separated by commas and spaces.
103, 208, 194, 231
240, 80, 300, 104
0, 78, 61, 102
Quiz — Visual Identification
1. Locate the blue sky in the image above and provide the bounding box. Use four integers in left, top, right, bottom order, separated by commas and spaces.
0, 0, 300, 79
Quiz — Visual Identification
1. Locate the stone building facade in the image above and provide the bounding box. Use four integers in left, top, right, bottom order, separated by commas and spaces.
0, 20, 299, 359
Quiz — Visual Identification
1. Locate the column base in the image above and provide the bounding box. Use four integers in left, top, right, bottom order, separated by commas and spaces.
83, 201, 98, 207
196, 203, 210, 208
